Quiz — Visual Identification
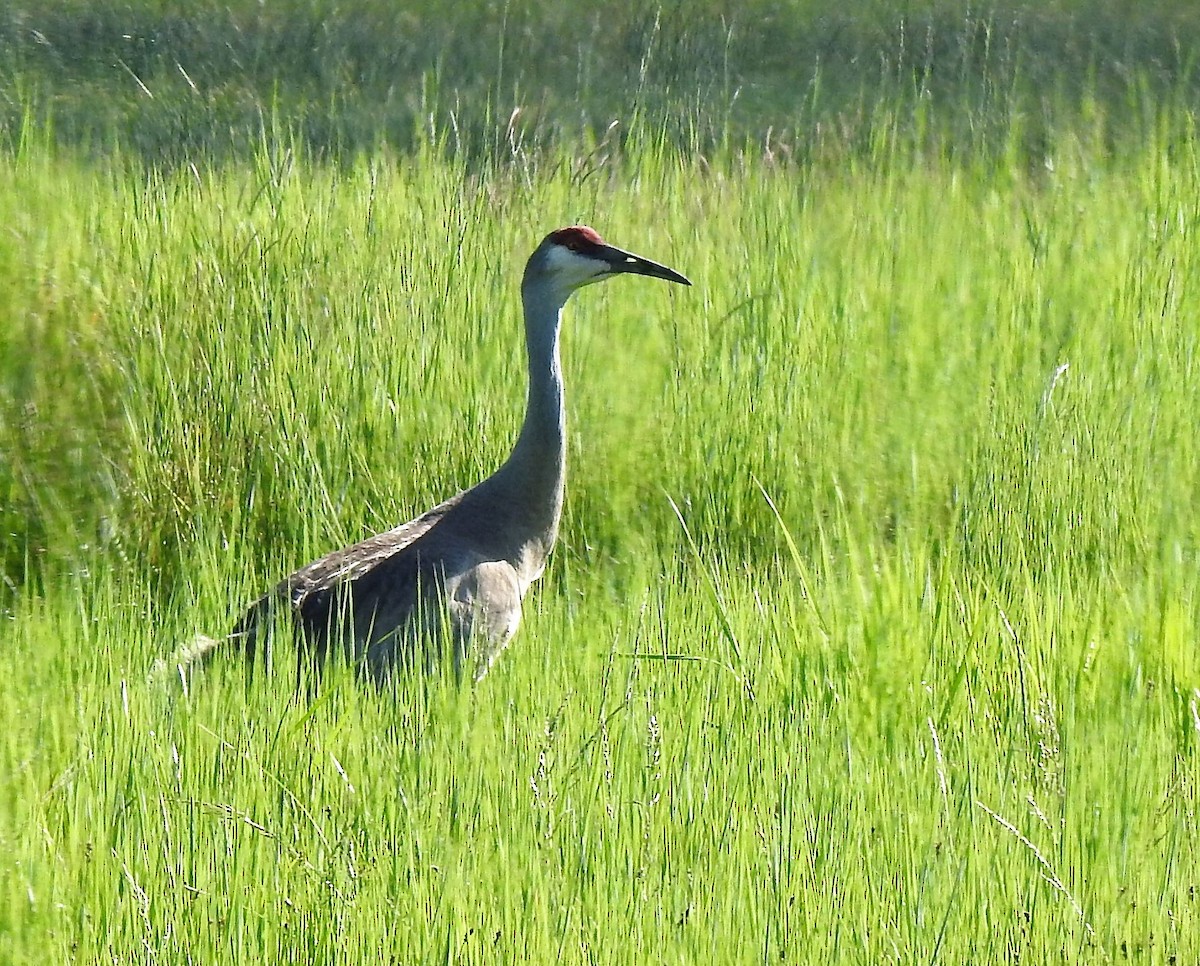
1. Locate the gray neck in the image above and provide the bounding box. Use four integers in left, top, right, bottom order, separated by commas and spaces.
514, 282, 567, 459
476, 279, 568, 579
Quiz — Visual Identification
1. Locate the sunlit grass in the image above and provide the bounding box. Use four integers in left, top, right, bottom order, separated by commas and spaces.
2, 110, 1199, 961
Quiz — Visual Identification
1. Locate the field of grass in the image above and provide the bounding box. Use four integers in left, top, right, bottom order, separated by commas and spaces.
2, 3, 1200, 964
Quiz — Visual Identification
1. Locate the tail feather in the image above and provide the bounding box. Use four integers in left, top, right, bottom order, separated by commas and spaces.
150, 595, 273, 693
148, 633, 230, 693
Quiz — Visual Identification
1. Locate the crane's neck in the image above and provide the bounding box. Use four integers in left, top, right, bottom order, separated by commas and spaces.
478, 280, 569, 584
515, 283, 567, 461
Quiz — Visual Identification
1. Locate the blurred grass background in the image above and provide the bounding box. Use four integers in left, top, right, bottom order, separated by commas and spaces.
2, 0, 1199, 165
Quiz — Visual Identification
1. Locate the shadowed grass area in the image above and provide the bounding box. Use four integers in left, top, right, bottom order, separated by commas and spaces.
2, 0, 1200, 164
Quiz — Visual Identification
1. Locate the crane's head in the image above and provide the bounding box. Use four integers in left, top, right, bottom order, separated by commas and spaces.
524, 226, 691, 296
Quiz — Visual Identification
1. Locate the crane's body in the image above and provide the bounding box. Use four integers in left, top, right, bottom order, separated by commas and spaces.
197, 226, 690, 684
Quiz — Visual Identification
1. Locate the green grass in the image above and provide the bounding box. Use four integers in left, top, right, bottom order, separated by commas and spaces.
2, 6, 1200, 963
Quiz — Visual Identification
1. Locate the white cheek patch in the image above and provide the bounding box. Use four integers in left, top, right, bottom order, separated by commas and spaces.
545, 243, 605, 283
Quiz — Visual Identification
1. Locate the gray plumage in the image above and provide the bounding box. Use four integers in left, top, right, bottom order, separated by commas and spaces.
171, 226, 689, 687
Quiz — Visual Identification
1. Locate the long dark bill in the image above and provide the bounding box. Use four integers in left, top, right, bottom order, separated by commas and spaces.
599, 244, 692, 286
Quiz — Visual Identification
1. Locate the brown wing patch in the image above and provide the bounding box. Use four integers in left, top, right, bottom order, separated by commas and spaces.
280, 495, 460, 607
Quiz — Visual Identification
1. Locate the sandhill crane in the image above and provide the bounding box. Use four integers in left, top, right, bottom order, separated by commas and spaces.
180, 226, 690, 686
